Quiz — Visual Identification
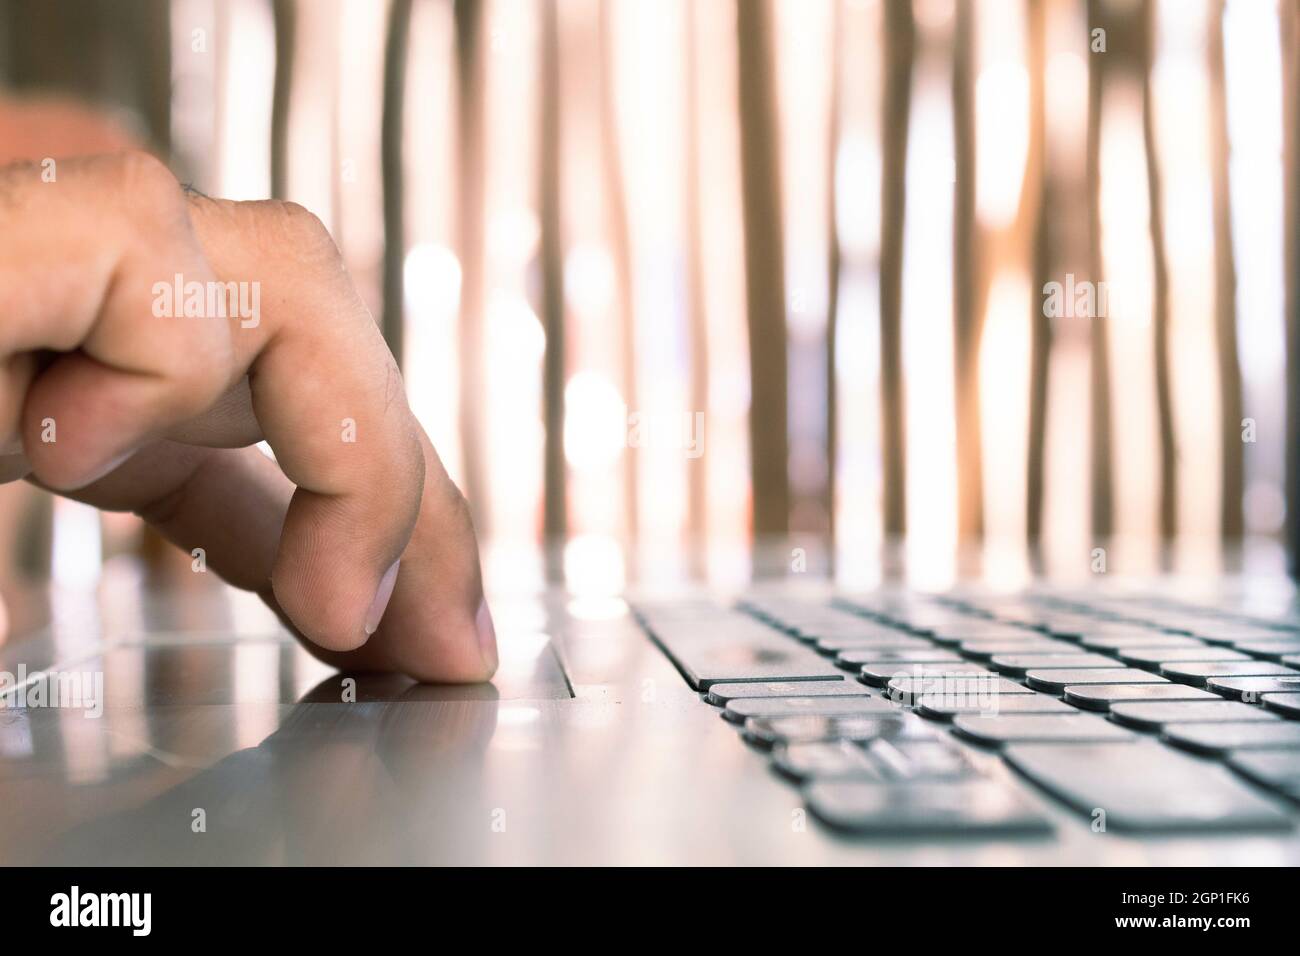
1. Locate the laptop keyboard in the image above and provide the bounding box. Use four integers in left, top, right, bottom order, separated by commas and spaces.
633, 590, 1300, 835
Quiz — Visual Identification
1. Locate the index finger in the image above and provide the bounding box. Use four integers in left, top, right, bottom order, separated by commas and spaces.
186, 197, 424, 654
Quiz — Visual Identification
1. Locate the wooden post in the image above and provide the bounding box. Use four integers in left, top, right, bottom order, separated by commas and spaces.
597, 1, 639, 554
1027, 0, 1052, 541
271, 0, 296, 200
380, 0, 413, 365
1139, 0, 1177, 542
1086, 0, 1114, 542
454, 0, 488, 532
736, 0, 790, 540
880, 0, 916, 540
1282, 0, 1300, 574
683, 1, 709, 574
1208, 0, 1244, 539
539, 0, 568, 577
953, 0, 984, 541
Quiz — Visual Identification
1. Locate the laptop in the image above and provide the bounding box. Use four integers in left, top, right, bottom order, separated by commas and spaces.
3, 568, 1298, 866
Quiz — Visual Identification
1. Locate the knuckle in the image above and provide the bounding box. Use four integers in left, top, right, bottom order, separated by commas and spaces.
102, 152, 194, 246
109, 150, 182, 209
250, 200, 341, 264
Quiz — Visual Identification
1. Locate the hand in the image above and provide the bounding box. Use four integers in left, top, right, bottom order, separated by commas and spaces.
0, 149, 497, 682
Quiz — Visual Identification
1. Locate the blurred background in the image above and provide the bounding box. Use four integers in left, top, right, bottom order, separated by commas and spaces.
2, 0, 1300, 604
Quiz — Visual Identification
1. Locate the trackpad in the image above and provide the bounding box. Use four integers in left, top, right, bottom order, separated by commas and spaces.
306, 631, 572, 702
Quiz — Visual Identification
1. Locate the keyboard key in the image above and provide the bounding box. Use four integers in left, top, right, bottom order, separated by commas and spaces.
885, 674, 1031, 705
742, 713, 931, 748
1129, 616, 1196, 635
1080, 633, 1203, 651
1189, 624, 1298, 646
956, 639, 1079, 660
704, 679, 871, 706
1159, 661, 1298, 688
835, 648, 963, 668
1205, 675, 1300, 701
1117, 647, 1249, 668
1108, 700, 1279, 731
651, 625, 843, 689
1025, 668, 1168, 694
915, 693, 1076, 720
858, 663, 990, 688
804, 779, 1051, 836
1227, 750, 1300, 801
866, 738, 979, 781
983, 613, 1057, 631
792, 621, 917, 644
1163, 721, 1300, 756
1004, 741, 1292, 831
1040, 623, 1170, 642
723, 695, 895, 724
952, 713, 1136, 747
751, 615, 837, 637
773, 740, 882, 782
813, 635, 933, 653
770, 608, 864, 628
879, 612, 994, 637
1262, 692, 1300, 719
634, 601, 736, 626
1063, 683, 1221, 711
988, 653, 1119, 677
1226, 639, 1300, 660
766, 608, 890, 631
958, 600, 1041, 623
928, 623, 1046, 646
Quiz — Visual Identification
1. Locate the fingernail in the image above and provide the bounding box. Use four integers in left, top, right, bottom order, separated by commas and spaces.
364, 560, 401, 636
476, 597, 498, 676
